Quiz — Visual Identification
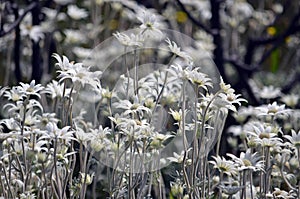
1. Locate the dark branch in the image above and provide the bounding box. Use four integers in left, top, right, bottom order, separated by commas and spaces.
0, 2, 37, 37
281, 71, 300, 94
244, 10, 300, 65
31, 0, 43, 83
224, 56, 259, 73
12, 3, 22, 82
175, 0, 212, 35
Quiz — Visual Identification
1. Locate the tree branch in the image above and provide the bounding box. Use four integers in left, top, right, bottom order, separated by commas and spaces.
175, 0, 212, 35
281, 71, 300, 94
0, 2, 37, 37
244, 10, 300, 65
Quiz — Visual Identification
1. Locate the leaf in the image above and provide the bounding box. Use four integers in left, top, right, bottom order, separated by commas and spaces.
270, 48, 280, 73
169, 193, 174, 199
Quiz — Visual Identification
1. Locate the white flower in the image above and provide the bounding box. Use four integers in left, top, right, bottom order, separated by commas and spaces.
64, 29, 87, 44
29, 26, 44, 43
284, 129, 300, 148
115, 99, 151, 117
209, 156, 237, 176
259, 85, 281, 99
188, 68, 212, 90
168, 151, 185, 163
0, 86, 7, 97
165, 38, 192, 62
43, 122, 76, 141
281, 94, 299, 108
113, 32, 144, 47
4, 86, 25, 102
67, 5, 88, 20
44, 80, 65, 99
256, 102, 288, 117
246, 122, 282, 147
72, 47, 92, 59
168, 63, 191, 80
229, 0, 254, 21
216, 88, 247, 112
227, 149, 263, 171
18, 80, 44, 98
137, 10, 163, 38
169, 109, 182, 122
54, 54, 102, 90
52, 53, 73, 71
36, 113, 59, 129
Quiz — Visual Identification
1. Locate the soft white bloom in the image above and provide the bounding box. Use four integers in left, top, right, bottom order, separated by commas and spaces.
256, 102, 288, 117
285, 129, 300, 148
150, 132, 174, 149
44, 80, 65, 99
67, 5, 88, 20
137, 9, 163, 38
168, 63, 191, 80
72, 47, 92, 59
29, 26, 44, 43
115, 99, 151, 117
165, 38, 192, 62
64, 29, 87, 44
272, 3, 284, 14
246, 122, 282, 147
169, 109, 182, 122
44, 8, 66, 21
0, 86, 7, 97
229, 0, 254, 20
113, 32, 144, 47
209, 156, 237, 176
36, 113, 59, 129
168, 151, 185, 163
53, 53, 73, 71
54, 54, 102, 90
4, 86, 25, 102
259, 86, 281, 99
18, 80, 44, 98
188, 68, 212, 90
42, 122, 76, 141
281, 94, 299, 108
227, 149, 263, 171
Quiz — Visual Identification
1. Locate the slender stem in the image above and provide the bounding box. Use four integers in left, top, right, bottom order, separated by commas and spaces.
134, 48, 139, 96
264, 146, 270, 197
52, 136, 62, 199
191, 85, 199, 192
0, 164, 14, 198
66, 85, 74, 126
80, 150, 94, 199
21, 100, 28, 191
124, 46, 130, 99
61, 80, 67, 125
151, 55, 176, 118
181, 80, 191, 194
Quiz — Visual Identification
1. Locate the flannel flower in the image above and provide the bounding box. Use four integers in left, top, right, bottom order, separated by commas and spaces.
210, 155, 237, 176
137, 9, 163, 38
113, 32, 144, 47
165, 38, 192, 62
227, 149, 264, 171
284, 129, 300, 149
54, 54, 102, 90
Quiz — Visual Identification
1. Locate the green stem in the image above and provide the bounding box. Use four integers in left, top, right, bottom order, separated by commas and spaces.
191, 85, 199, 193
181, 80, 191, 193
151, 54, 177, 121
134, 48, 139, 96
